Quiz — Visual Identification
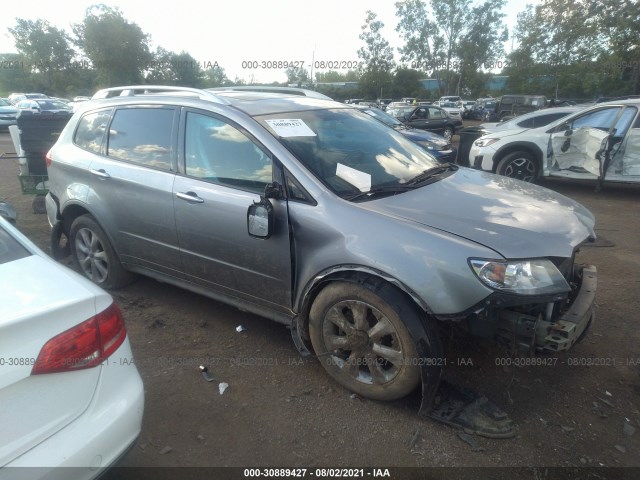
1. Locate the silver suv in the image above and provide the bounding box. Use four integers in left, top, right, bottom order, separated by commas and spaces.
45, 85, 597, 410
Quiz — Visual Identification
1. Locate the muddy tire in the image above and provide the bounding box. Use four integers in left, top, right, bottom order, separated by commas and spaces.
309, 281, 441, 401
69, 214, 134, 289
496, 151, 539, 182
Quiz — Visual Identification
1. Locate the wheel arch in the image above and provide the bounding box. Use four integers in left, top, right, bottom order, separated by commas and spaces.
293, 266, 443, 412
294, 266, 433, 346
491, 141, 544, 173
56, 201, 123, 264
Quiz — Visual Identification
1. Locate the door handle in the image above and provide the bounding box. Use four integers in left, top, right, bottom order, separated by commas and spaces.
176, 191, 204, 203
90, 168, 110, 179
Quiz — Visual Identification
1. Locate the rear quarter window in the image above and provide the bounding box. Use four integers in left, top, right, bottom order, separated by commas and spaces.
73, 109, 112, 153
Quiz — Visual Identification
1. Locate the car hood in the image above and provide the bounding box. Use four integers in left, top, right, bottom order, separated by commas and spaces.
399, 128, 450, 146
480, 127, 533, 139
0, 106, 18, 113
362, 168, 595, 259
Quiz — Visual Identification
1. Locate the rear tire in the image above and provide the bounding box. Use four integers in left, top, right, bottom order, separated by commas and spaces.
309, 281, 442, 401
69, 214, 134, 289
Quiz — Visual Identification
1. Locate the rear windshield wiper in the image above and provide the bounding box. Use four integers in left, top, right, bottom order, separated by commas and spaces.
343, 184, 414, 202
405, 163, 458, 186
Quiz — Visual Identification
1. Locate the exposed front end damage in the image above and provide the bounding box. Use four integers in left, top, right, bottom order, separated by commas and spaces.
498, 265, 596, 353
464, 262, 597, 356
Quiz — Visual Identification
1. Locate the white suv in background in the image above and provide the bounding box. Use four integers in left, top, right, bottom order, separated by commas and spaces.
469, 100, 640, 185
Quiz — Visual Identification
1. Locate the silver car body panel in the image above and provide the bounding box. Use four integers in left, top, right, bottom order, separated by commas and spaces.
47, 90, 597, 323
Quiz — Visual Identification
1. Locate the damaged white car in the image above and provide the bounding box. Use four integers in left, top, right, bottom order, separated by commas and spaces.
469, 99, 640, 188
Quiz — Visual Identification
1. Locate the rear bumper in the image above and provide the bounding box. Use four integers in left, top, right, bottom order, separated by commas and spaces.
1, 338, 144, 480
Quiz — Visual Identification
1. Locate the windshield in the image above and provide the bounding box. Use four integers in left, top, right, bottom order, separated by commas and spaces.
257, 108, 442, 199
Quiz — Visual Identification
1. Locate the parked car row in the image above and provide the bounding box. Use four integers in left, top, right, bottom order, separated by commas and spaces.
357, 106, 457, 163
386, 104, 463, 141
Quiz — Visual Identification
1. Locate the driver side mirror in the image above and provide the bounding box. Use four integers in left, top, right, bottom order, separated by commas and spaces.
247, 200, 273, 239
247, 182, 282, 239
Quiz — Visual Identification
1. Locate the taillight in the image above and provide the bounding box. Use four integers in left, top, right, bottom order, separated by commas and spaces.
32, 303, 127, 375
45, 150, 53, 168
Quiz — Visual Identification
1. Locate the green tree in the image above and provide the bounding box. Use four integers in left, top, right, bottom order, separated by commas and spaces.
202, 65, 231, 87
285, 66, 310, 86
314, 70, 360, 83
510, 0, 598, 97
591, 0, 640, 94
146, 48, 204, 86
8, 18, 75, 93
357, 11, 395, 99
391, 67, 424, 98
395, 0, 507, 96
73, 4, 152, 87
0, 53, 32, 95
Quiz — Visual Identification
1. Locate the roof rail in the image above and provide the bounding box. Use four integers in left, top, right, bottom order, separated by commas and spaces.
207, 86, 332, 100
91, 85, 231, 104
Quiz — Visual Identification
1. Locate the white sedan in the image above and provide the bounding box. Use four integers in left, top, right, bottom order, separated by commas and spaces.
0, 217, 143, 479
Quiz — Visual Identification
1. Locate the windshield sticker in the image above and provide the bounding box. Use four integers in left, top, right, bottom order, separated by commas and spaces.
265, 119, 316, 137
336, 163, 371, 192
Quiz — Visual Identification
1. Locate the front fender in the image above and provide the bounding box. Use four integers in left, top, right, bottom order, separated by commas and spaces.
493, 141, 545, 172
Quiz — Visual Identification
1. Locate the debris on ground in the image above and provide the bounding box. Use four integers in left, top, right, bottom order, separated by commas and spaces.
219, 382, 229, 395
409, 428, 421, 449
623, 418, 636, 436
159, 446, 173, 455
199, 365, 216, 382
614, 445, 626, 454
597, 396, 615, 408
429, 380, 515, 438
236, 325, 247, 333
457, 432, 486, 452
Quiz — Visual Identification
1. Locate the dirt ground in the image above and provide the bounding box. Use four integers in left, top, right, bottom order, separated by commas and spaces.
1, 129, 639, 479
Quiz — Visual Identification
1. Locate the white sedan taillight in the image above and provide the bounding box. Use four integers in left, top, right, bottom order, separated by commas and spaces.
32, 303, 126, 375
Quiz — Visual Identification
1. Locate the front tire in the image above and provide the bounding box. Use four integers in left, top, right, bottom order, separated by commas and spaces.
309, 281, 440, 401
69, 214, 134, 289
442, 126, 454, 142
496, 151, 539, 182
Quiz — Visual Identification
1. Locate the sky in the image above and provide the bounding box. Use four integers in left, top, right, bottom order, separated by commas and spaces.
0, 0, 537, 84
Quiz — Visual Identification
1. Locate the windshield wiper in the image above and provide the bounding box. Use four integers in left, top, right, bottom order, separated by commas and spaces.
343, 184, 414, 202
405, 163, 458, 186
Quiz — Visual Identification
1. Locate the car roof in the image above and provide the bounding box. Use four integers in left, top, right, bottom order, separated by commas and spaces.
86, 85, 348, 117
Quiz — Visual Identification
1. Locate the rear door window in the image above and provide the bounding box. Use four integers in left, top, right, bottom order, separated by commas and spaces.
107, 108, 175, 171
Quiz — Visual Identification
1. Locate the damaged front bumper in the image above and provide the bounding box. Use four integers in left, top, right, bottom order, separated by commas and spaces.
496, 265, 597, 354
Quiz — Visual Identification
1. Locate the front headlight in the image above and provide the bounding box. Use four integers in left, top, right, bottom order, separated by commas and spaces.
469, 258, 570, 295
474, 138, 500, 148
